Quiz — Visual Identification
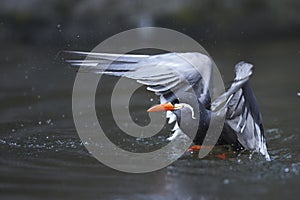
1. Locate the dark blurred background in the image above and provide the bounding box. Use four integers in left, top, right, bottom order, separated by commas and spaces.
1, 1, 300, 200
1, 0, 300, 46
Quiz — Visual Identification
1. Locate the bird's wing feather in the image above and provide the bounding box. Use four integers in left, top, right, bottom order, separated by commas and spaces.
66, 51, 212, 102
66, 51, 212, 140
216, 62, 270, 160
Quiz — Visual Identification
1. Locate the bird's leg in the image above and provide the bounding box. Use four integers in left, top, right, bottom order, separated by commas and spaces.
216, 153, 227, 160
188, 145, 228, 160
187, 145, 213, 152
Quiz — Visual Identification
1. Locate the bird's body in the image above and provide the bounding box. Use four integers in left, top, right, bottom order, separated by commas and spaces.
66, 51, 270, 160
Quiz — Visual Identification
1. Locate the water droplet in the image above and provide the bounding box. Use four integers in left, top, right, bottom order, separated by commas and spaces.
46, 119, 52, 124
0, 139, 6, 144
11, 128, 16, 133
56, 24, 62, 32
223, 179, 230, 184
150, 98, 154, 102
284, 168, 290, 173
38, 121, 42, 125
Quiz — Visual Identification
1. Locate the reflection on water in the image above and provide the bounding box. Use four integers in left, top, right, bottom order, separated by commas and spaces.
1, 41, 300, 199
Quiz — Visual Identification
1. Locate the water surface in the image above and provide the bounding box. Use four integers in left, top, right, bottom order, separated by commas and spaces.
1, 41, 299, 199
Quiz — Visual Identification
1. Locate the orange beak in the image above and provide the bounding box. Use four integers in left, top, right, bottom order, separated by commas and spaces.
147, 102, 175, 112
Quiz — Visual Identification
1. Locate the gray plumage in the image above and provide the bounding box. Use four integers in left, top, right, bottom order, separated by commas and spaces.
66, 51, 270, 160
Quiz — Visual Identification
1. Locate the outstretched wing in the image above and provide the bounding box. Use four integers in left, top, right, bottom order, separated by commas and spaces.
66, 51, 213, 139
66, 51, 212, 102
216, 62, 270, 160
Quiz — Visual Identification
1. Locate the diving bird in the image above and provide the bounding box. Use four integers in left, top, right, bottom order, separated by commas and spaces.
66, 51, 270, 161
